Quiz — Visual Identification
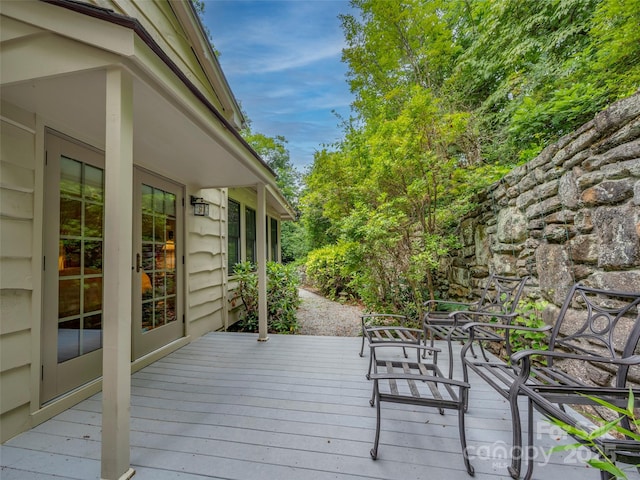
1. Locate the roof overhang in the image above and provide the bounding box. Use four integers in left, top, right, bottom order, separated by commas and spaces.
0, 0, 294, 219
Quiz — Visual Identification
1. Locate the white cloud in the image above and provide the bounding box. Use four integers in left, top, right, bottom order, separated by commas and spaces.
203, 0, 354, 167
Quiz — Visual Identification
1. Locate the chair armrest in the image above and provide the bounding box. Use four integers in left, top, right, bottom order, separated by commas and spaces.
368, 371, 470, 389
369, 342, 441, 355
424, 299, 476, 311
511, 349, 640, 366
511, 350, 640, 390
365, 326, 424, 335
452, 311, 518, 323
459, 321, 551, 360
361, 313, 408, 328
423, 310, 516, 329
460, 321, 551, 333
361, 313, 408, 320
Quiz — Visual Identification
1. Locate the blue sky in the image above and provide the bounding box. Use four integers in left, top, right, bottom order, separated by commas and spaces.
201, 0, 355, 170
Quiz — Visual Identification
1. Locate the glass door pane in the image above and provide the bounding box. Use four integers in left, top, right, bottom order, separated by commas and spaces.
140, 185, 177, 332
57, 157, 104, 363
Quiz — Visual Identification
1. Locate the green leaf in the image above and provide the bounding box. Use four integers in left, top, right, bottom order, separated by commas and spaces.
582, 393, 635, 417
549, 442, 584, 453
589, 417, 623, 441
587, 458, 626, 479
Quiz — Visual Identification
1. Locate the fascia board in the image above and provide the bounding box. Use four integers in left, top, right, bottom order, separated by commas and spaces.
168, 0, 246, 130
1, 0, 135, 56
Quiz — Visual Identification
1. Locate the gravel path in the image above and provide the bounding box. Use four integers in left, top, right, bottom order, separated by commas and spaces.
296, 288, 363, 337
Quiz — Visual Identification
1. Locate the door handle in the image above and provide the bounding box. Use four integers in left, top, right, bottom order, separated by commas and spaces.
136, 253, 141, 273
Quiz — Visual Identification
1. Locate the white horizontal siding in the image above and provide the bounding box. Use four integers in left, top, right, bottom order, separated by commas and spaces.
187, 189, 226, 334
0, 114, 36, 442
95, 0, 223, 113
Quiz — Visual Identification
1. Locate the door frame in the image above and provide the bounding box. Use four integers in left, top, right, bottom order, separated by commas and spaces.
41, 130, 105, 404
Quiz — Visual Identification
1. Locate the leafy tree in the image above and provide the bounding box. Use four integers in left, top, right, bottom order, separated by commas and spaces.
243, 129, 301, 207
301, 1, 484, 315
242, 127, 309, 263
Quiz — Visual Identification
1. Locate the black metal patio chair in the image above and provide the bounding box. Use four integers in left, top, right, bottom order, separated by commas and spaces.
367, 342, 475, 476
423, 273, 529, 378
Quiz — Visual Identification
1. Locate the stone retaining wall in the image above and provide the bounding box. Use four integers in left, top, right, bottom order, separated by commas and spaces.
443, 91, 640, 384
445, 91, 640, 306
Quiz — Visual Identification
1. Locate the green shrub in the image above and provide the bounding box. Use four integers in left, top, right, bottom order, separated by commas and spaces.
233, 261, 301, 334
233, 262, 259, 331
305, 241, 361, 301
509, 299, 549, 357
266, 261, 301, 333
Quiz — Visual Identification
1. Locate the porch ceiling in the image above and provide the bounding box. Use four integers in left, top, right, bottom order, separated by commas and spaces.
1, 68, 268, 189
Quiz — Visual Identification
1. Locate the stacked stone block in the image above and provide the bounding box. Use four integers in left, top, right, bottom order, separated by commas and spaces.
447, 91, 640, 308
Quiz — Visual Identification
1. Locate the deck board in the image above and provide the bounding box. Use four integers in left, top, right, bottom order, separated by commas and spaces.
2, 332, 637, 479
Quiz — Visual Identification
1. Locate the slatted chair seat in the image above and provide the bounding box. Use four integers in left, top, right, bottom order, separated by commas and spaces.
359, 313, 424, 377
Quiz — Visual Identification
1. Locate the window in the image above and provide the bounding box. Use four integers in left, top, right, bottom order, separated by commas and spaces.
227, 199, 240, 272
245, 207, 256, 264
270, 217, 278, 262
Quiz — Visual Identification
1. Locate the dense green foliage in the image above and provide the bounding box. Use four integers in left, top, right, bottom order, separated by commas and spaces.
305, 242, 361, 301
233, 261, 301, 333
243, 130, 301, 206
509, 300, 549, 359
301, 0, 640, 315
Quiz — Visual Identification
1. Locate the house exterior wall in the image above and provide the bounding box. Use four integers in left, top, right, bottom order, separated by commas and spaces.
0, 103, 38, 442
188, 188, 228, 336
0, 0, 289, 447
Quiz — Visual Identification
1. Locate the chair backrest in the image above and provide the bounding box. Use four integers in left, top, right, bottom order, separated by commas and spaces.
476, 274, 529, 315
548, 284, 640, 384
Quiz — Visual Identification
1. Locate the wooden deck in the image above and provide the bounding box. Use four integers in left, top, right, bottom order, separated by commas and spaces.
2, 332, 636, 479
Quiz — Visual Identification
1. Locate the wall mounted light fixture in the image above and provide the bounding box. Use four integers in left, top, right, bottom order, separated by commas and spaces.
190, 196, 209, 216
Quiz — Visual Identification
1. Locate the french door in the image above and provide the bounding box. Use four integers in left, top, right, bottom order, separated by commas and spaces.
42, 131, 105, 403
42, 133, 185, 403
132, 169, 184, 360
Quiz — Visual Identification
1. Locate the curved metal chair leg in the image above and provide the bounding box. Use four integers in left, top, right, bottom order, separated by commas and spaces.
370, 382, 381, 460
459, 349, 470, 412
369, 379, 378, 407
478, 341, 490, 362
507, 390, 524, 479
522, 398, 535, 480
458, 388, 475, 476
366, 352, 374, 380
423, 331, 434, 359
446, 331, 455, 379
359, 334, 366, 357
469, 341, 478, 359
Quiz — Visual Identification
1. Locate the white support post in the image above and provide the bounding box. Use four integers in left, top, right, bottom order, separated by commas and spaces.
101, 66, 135, 480
256, 183, 268, 342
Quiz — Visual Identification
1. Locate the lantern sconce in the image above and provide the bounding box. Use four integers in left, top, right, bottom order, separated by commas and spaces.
190, 196, 209, 217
